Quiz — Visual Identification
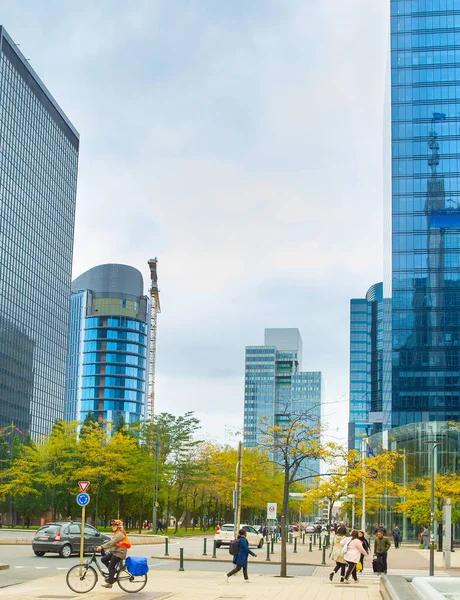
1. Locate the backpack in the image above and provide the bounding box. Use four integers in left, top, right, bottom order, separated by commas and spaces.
229, 538, 240, 556
117, 532, 132, 549
341, 538, 351, 555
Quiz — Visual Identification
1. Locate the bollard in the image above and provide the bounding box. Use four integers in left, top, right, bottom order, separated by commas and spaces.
319, 535, 322, 550
321, 544, 327, 565
309, 537, 312, 552
271, 536, 274, 554
266, 541, 271, 561
164, 537, 169, 556
302, 533, 306, 545
313, 534, 316, 545
326, 534, 330, 549
294, 537, 297, 553
202, 538, 207, 556
179, 547, 184, 571
212, 540, 217, 559
288, 532, 293, 544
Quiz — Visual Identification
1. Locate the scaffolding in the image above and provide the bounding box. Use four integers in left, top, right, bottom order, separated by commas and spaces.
147, 258, 161, 420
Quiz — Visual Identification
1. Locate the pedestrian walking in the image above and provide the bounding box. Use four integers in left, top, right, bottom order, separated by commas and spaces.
224, 529, 257, 583
392, 525, 401, 549
374, 530, 391, 574
373, 523, 387, 535
328, 525, 348, 583
357, 530, 370, 571
341, 529, 368, 583
421, 527, 429, 550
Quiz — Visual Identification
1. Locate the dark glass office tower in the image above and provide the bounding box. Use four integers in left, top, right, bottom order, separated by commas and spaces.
0, 27, 79, 437
388, 1, 460, 427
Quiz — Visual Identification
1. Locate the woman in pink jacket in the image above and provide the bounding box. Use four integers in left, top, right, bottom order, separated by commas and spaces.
341, 530, 368, 583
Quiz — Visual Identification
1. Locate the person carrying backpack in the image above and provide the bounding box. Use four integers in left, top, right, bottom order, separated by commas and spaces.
224, 529, 257, 582
97, 519, 131, 588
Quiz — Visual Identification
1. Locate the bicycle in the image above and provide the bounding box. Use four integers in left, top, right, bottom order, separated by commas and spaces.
66, 548, 148, 594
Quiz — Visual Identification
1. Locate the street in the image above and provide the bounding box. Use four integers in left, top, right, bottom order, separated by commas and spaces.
0, 536, 316, 589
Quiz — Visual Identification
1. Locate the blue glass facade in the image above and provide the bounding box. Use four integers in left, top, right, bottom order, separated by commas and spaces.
389, 0, 460, 427
244, 329, 322, 479
0, 27, 79, 438
348, 283, 384, 451
65, 264, 149, 427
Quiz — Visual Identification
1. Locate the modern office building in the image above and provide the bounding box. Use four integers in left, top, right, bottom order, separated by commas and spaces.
0, 27, 79, 438
387, 1, 460, 429
65, 264, 150, 427
244, 328, 322, 479
348, 283, 385, 451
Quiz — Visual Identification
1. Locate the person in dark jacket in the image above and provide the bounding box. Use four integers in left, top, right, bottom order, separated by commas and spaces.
374, 530, 391, 574
357, 530, 370, 570
392, 525, 401, 549
374, 523, 387, 535
225, 529, 257, 582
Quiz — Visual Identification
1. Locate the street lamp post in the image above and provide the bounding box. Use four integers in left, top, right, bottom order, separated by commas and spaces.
424, 440, 443, 577
348, 494, 356, 530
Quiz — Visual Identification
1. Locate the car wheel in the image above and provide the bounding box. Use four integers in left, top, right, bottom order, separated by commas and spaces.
59, 544, 72, 558
258, 538, 264, 549
34, 551, 46, 557
216, 542, 222, 548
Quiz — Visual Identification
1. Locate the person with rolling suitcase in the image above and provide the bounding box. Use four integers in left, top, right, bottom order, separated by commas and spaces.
373, 530, 391, 575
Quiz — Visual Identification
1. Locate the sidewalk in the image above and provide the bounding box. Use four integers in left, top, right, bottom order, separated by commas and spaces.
0, 569, 382, 600
153, 539, 460, 572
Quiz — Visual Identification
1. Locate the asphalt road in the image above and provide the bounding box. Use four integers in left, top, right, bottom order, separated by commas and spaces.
0, 537, 316, 589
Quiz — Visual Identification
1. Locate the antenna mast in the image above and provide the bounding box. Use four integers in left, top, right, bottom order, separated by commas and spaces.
147, 258, 161, 420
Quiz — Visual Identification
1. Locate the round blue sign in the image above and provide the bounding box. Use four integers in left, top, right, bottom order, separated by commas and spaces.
76, 492, 90, 507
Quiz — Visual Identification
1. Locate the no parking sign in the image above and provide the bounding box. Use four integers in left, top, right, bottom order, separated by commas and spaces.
267, 502, 277, 520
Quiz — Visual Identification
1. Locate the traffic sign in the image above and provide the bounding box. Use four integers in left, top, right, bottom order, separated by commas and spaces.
76, 493, 90, 507
78, 481, 90, 492
267, 502, 277, 520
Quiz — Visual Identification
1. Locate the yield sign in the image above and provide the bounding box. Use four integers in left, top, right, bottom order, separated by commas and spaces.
78, 481, 90, 492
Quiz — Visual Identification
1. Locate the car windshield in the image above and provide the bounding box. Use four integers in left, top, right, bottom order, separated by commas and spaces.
37, 525, 60, 534
221, 525, 234, 531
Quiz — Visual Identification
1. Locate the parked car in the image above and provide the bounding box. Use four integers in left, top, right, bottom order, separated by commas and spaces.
32, 521, 110, 558
305, 524, 316, 534
214, 523, 264, 548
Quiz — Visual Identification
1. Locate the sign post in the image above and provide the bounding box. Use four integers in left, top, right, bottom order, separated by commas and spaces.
76, 483, 90, 575
267, 502, 277, 520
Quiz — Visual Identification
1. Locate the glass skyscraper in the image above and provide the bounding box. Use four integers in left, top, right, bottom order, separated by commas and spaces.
348, 283, 385, 451
0, 27, 79, 438
244, 329, 322, 479
65, 264, 149, 427
388, 1, 460, 428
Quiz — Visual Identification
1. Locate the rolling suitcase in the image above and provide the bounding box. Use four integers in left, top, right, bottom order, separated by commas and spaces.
372, 554, 384, 574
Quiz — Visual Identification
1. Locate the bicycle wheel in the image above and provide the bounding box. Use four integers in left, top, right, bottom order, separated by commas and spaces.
117, 566, 147, 593
66, 564, 98, 593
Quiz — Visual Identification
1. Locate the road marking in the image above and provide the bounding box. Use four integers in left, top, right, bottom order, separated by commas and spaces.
35, 566, 49, 570
14, 566, 26, 569
56, 567, 69, 570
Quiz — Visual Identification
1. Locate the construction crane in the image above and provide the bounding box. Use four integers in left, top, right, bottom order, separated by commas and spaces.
147, 258, 161, 420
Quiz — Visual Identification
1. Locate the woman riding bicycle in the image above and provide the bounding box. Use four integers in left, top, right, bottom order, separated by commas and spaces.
96, 519, 130, 588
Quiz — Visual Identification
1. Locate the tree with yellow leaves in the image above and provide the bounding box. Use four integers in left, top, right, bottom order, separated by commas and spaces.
256, 403, 335, 577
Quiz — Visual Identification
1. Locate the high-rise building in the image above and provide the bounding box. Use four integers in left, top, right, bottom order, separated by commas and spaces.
348, 283, 384, 451
0, 27, 79, 438
387, 1, 460, 428
244, 328, 322, 479
65, 264, 149, 427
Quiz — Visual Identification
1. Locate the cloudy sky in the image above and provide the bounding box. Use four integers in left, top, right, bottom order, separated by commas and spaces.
2, 1, 389, 445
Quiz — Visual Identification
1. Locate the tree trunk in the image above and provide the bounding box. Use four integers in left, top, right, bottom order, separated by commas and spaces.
280, 469, 290, 577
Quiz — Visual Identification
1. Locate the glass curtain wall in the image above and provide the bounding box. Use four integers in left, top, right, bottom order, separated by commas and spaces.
390, 0, 460, 428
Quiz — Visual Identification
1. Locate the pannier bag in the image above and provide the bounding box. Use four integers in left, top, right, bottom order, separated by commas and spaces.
229, 538, 240, 556
125, 556, 149, 576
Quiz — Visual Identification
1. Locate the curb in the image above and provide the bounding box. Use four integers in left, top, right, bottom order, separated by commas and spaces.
0, 563, 10, 570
